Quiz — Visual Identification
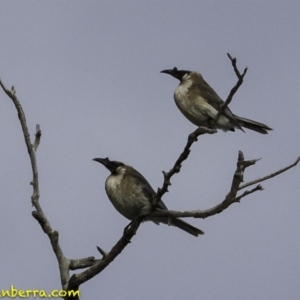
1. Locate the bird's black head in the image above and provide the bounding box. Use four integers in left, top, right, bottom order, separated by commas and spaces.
160, 67, 192, 81
93, 157, 125, 174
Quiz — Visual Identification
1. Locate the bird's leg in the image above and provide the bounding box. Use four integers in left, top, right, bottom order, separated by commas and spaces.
123, 217, 142, 242
123, 221, 133, 243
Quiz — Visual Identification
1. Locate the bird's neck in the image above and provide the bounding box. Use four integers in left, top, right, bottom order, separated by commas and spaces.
175, 78, 193, 98
106, 167, 126, 191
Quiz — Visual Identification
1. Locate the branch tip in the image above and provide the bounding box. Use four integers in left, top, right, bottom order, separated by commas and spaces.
239, 155, 300, 190
238, 151, 244, 162
96, 246, 108, 258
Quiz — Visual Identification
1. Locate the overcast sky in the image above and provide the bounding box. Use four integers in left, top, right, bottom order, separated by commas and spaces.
0, 1, 299, 299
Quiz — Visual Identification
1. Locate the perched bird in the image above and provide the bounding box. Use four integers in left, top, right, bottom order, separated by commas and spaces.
93, 157, 204, 237
160, 67, 272, 134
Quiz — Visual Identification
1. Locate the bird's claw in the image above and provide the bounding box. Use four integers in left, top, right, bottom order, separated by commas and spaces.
123, 222, 132, 243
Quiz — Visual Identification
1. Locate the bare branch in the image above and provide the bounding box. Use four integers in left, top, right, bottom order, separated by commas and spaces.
239, 156, 300, 190
1, 77, 146, 298
151, 151, 249, 219
150, 154, 299, 220
67, 218, 142, 295
2, 51, 299, 299
235, 185, 264, 202
0, 79, 40, 204
213, 53, 248, 125
153, 127, 216, 206
70, 257, 97, 270
0, 79, 71, 291
227, 53, 247, 78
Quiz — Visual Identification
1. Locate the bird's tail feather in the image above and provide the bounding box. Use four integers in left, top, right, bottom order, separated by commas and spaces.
171, 218, 204, 237
234, 115, 272, 134
148, 216, 204, 237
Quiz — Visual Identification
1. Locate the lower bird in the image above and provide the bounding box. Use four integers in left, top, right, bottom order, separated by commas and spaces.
93, 157, 204, 237
160, 67, 272, 134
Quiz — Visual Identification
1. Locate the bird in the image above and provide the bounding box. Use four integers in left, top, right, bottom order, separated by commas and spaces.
160, 67, 272, 134
93, 157, 204, 237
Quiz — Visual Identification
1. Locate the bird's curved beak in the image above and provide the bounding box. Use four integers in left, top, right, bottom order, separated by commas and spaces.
160, 69, 173, 75
93, 157, 120, 173
93, 157, 109, 166
160, 67, 185, 81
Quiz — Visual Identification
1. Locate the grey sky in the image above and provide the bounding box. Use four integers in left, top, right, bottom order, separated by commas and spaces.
0, 1, 299, 299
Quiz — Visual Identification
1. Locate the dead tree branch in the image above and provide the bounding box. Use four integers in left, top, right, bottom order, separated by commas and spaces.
0, 77, 146, 299
67, 218, 142, 296
213, 53, 248, 125
1, 52, 298, 300
239, 156, 300, 190
0, 79, 97, 298
149, 152, 298, 220
153, 127, 217, 206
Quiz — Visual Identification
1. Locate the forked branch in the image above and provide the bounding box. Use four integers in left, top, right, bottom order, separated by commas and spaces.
1, 53, 298, 300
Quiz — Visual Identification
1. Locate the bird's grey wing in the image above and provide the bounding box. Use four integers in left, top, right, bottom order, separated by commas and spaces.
197, 78, 236, 119
138, 179, 169, 211
127, 167, 169, 210
127, 167, 156, 198
128, 169, 204, 236
197, 78, 244, 131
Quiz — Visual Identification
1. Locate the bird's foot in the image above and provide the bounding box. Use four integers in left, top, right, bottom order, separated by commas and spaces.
123, 221, 133, 243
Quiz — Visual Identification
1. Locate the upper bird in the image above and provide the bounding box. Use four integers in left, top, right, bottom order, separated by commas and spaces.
93, 157, 204, 237
160, 67, 272, 134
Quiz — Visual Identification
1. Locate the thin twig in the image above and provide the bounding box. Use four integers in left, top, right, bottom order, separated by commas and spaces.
213, 53, 248, 126
235, 185, 263, 202
239, 156, 300, 190
152, 127, 216, 206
